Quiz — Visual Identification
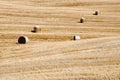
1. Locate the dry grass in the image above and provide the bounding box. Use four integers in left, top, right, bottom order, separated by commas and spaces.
0, 0, 120, 80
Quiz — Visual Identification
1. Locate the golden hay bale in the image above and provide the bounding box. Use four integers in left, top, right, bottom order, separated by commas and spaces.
18, 36, 29, 44
94, 10, 99, 15
80, 17, 85, 23
32, 25, 41, 33
73, 35, 81, 40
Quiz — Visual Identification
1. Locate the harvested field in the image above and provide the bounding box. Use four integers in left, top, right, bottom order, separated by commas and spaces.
0, 0, 120, 80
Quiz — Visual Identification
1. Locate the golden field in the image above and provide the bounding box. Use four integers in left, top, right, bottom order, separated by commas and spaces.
0, 0, 120, 80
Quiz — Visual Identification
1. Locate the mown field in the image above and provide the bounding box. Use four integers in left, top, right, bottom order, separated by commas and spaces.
0, 0, 120, 80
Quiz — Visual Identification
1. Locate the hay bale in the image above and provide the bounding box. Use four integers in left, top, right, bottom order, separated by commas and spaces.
73, 35, 80, 40
80, 17, 85, 23
32, 25, 41, 33
94, 10, 99, 15
18, 36, 29, 44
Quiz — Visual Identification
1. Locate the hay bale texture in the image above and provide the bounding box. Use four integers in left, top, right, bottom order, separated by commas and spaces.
80, 17, 85, 23
18, 36, 29, 44
32, 25, 41, 33
73, 35, 80, 40
94, 10, 99, 15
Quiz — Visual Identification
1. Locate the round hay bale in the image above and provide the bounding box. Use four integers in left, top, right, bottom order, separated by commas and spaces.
94, 10, 99, 15
18, 36, 29, 44
80, 17, 85, 23
32, 25, 41, 33
73, 35, 80, 40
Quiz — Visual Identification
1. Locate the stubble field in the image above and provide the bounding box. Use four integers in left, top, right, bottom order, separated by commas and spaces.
0, 0, 120, 80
